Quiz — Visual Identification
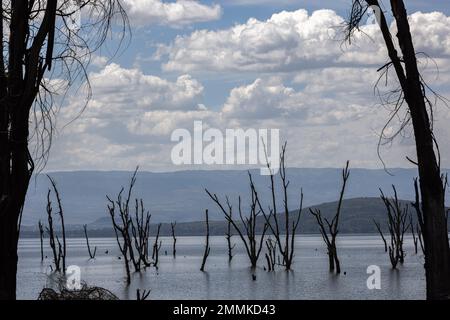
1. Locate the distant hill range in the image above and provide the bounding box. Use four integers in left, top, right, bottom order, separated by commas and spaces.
20, 197, 450, 237
22, 168, 450, 228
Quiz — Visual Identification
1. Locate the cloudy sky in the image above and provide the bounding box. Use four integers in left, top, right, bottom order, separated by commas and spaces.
44, 0, 450, 172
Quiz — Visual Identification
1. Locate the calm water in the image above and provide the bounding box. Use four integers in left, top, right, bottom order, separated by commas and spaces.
17, 235, 426, 300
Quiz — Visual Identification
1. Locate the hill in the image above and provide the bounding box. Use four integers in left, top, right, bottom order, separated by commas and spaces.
22, 168, 450, 226
21, 197, 444, 237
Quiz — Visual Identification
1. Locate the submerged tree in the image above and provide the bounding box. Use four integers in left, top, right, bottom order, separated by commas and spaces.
45, 177, 67, 273
206, 188, 269, 268
107, 169, 156, 283
225, 214, 235, 263
171, 222, 177, 258
309, 162, 350, 274
0, 1, 128, 299
346, 0, 450, 299
253, 143, 303, 271
264, 238, 277, 272
377, 186, 410, 269
38, 220, 45, 262
83, 224, 97, 259
200, 210, 210, 272
410, 214, 419, 255
373, 219, 387, 252
151, 223, 162, 269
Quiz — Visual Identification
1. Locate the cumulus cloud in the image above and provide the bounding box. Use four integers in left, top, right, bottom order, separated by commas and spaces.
156, 10, 450, 73
87, 63, 204, 112
122, 0, 222, 27
44, 9, 450, 171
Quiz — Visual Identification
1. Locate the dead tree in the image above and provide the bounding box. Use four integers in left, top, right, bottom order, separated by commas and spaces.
131, 199, 152, 267
200, 210, 211, 272
373, 219, 387, 252
253, 143, 303, 270
0, 1, 128, 299
309, 161, 350, 274
38, 221, 45, 262
45, 177, 67, 274
171, 222, 177, 258
410, 214, 419, 255
108, 169, 157, 282
83, 225, 97, 259
107, 170, 137, 283
225, 216, 235, 263
379, 186, 410, 268
347, 0, 450, 299
265, 238, 277, 272
152, 224, 162, 268
206, 188, 269, 268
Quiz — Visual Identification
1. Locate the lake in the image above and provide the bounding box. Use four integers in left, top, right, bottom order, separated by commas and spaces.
17, 235, 425, 300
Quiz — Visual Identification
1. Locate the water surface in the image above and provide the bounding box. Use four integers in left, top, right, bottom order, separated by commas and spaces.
17, 235, 426, 300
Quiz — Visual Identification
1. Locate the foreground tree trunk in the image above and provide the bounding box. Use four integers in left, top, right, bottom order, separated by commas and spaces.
0, 1, 127, 299
348, 0, 450, 299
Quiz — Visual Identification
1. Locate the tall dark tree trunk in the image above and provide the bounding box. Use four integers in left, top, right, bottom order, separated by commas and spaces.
0, 1, 33, 300
390, 1, 450, 299
0, 0, 127, 299
348, 0, 450, 299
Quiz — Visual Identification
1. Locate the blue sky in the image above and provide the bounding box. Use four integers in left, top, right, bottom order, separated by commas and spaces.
45, 1, 450, 171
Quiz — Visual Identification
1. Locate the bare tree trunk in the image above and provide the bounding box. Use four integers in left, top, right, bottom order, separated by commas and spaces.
392, 2, 450, 298
171, 222, 177, 258
200, 210, 210, 272
255, 143, 303, 271
206, 189, 269, 268
348, 0, 450, 299
152, 224, 162, 268
39, 221, 45, 262
83, 224, 97, 259
226, 215, 235, 263
379, 186, 410, 269
373, 219, 387, 252
48, 176, 66, 273
0, 1, 127, 299
310, 162, 350, 274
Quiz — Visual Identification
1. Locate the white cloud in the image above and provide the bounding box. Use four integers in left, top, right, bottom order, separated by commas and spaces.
122, 0, 222, 27
156, 10, 450, 73
44, 9, 450, 171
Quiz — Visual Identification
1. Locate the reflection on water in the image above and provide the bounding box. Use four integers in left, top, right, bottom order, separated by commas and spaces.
17, 235, 426, 300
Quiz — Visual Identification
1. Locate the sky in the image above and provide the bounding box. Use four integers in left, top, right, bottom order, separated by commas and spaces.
42, 0, 450, 172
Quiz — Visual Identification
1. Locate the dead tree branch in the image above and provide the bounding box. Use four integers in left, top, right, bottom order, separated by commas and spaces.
309, 161, 350, 274
200, 209, 211, 272
83, 224, 97, 259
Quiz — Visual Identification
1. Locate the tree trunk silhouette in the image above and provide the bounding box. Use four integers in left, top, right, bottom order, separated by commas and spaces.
206, 186, 269, 268
373, 219, 387, 252
410, 214, 419, 255
38, 221, 45, 262
171, 222, 177, 258
0, 1, 127, 299
83, 225, 97, 259
255, 143, 303, 271
200, 210, 210, 272
152, 224, 162, 268
45, 177, 67, 274
310, 161, 350, 274
379, 186, 410, 268
347, 0, 450, 299
226, 217, 235, 263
